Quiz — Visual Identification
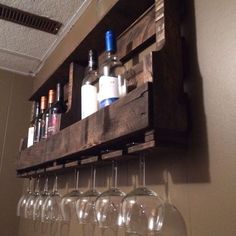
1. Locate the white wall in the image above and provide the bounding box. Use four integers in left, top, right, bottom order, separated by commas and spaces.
0, 69, 32, 236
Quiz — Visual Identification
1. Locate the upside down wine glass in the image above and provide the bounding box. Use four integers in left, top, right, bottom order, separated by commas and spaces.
33, 177, 49, 221
25, 176, 40, 219
17, 177, 32, 217
76, 166, 100, 224
42, 175, 62, 222
122, 153, 164, 235
61, 169, 82, 222
95, 161, 125, 229
157, 170, 187, 236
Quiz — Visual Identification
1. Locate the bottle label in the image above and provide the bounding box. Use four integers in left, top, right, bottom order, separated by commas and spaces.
34, 120, 41, 143
81, 84, 98, 119
41, 114, 49, 139
48, 113, 61, 136
99, 75, 119, 108
27, 126, 34, 148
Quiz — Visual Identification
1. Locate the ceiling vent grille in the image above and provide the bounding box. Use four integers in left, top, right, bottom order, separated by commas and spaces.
0, 4, 62, 34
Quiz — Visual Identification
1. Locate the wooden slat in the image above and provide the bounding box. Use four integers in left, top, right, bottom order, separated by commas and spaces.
18, 82, 152, 170
81, 156, 98, 165
101, 150, 123, 160
125, 53, 153, 91
60, 62, 84, 129
150, 0, 188, 143
128, 140, 155, 154
116, 5, 156, 61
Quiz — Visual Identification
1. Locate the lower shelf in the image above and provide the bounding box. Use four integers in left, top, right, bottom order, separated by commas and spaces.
17, 136, 157, 178
17, 83, 153, 174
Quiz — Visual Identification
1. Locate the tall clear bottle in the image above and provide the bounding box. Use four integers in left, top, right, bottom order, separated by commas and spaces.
47, 83, 66, 136
99, 30, 127, 109
81, 49, 99, 119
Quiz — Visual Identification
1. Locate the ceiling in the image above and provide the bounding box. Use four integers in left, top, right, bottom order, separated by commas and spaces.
0, 0, 91, 76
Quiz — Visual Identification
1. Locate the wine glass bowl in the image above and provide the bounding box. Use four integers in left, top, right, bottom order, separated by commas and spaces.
76, 188, 100, 224
96, 187, 125, 229
33, 177, 49, 221
42, 176, 62, 222
121, 154, 164, 235
122, 187, 164, 234
61, 170, 82, 222
76, 166, 100, 224
95, 161, 125, 229
157, 170, 187, 235
25, 177, 40, 219
17, 178, 32, 218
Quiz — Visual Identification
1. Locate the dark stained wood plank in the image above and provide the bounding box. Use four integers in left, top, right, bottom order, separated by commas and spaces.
125, 53, 153, 91
60, 62, 84, 129
66, 82, 151, 157
81, 156, 98, 165
64, 161, 79, 168
101, 150, 123, 160
151, 0, 188, 143
128, 140, 156, 154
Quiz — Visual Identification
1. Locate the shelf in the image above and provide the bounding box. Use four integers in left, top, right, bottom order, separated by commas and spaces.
18, 82, 153, 173
17, 0, 188, 177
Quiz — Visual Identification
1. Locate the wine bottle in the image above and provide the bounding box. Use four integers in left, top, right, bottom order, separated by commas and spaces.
47, 83, 66, 136
81, 49, 99, 119
41, 90, 55, 139
99, 30, 127, 108
39, 96, 48, 140
33, 102, 40, 143
27, 102, 38, 147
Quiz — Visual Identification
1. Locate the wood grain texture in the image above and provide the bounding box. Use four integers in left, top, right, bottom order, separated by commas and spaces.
116, 5, 156, 61
152, 0, 188, 143
18, 83, 152, 170
60, 62, 84, 129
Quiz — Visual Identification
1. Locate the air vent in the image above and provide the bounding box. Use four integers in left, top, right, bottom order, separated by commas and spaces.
0, 4, 62, 34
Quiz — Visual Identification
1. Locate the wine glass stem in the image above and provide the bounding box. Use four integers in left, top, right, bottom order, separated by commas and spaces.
164, 169, 171, 204
140, 153, 146, 187
91, 166, 96, 190
44, 177, 48, 192
53, 175, 58, 192
112, 161, 118, 188
75, 169, 79, 190
27, 177, 31, 192
35, 176, 40, 192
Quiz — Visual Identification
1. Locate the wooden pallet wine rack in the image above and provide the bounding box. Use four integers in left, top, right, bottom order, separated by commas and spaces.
17, 0, 188, 177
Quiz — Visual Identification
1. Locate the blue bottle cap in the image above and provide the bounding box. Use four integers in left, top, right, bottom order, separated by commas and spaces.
105, 30, 116, 52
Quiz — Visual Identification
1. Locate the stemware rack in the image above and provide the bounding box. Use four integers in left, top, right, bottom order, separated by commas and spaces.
17, 0, 188, 178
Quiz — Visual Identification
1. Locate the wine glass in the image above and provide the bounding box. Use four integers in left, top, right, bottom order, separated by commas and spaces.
122, 153, 164, 235
17, 177, 32, 217
25, 176, 40, 219
61, 169, 82, 222
33, 177, 50, 221
42, 175, 62, 222
76, 166, 100, 224
95, 161, 125, 229
155, 170, 187, 235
